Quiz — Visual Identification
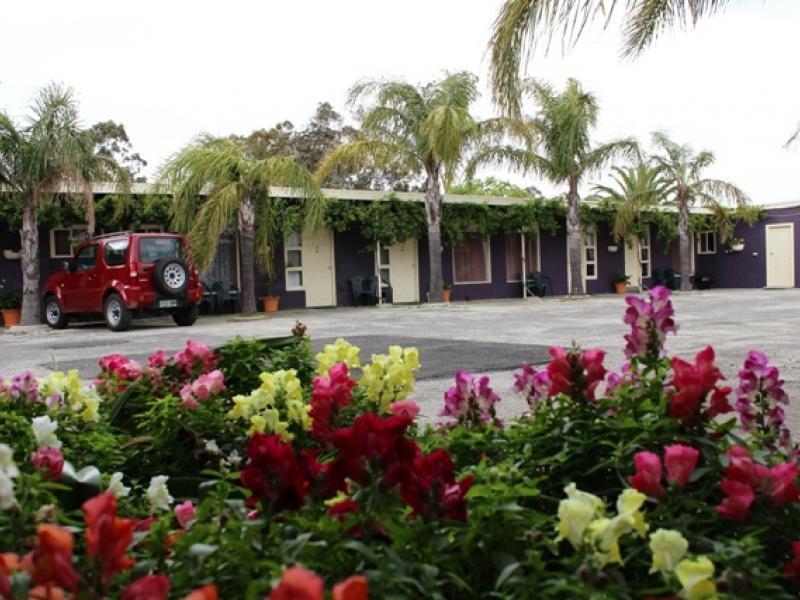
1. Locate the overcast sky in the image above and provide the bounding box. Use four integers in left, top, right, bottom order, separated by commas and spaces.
2, 1, 799, 204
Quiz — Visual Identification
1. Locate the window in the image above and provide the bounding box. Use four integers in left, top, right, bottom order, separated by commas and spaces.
104, 239, 130, 267
74, 244, 98, 271
377, 246, 390, 287
583, 230, 597, 279
50, 226, 88, 258
639, 231, 651, 278
697, 231, 716, 254
138, 237, 185, 263
453, 233, 491, 284
505, 231, 539, 281
285, 232, 303, 290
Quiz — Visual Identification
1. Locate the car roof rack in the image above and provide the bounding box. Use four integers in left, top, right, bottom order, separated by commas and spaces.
91, 231, 132, 241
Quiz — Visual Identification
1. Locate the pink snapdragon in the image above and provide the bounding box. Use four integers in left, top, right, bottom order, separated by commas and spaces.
99, 354, 143, 382
31, 447, 64, 480
174, 500, 197, 530
628, 444, 700, 500
623, 285, 678, 361
389, 400, 421, 420
439, 371, 501, 426
173, 340, 217, 376
512, 363, 551, 408
735, 351, 792, 449
543, 346, 607, 403
1, 371, 40, 404
179, 369, 225, 409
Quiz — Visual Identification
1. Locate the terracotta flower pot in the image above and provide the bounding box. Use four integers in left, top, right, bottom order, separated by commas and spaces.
262, 296, 280, 313
1, 309, 21, 328
613, 282, 627, 295
442, 288, 452, 302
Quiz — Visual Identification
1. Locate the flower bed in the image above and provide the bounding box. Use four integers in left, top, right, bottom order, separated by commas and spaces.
0, 292, 798, 599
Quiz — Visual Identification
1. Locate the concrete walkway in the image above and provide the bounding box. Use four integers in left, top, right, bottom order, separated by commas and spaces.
1, 289, 798, 431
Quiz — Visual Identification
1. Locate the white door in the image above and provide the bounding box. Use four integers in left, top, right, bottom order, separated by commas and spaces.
303, 228, 336, 306
766, 223, 795, 288
384, 239, 419, 303
623, 238, 641, 290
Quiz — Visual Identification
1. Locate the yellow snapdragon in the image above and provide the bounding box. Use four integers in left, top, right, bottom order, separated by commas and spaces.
39, 370, 102, 423
359, 346, 420, 411
675, 556, 717, 600
649, 529, 689, 575
315, 339, 361, 374
228, 369, 310, 441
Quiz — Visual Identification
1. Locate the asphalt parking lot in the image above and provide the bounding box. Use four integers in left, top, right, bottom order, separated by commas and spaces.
1, 289, 799, 430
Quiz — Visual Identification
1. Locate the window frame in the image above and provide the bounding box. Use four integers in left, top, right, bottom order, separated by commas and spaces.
639, 230, 651, 279
49, 226, 89, 259
452, 233, 492, 285
583, 229, 598, 280
696, 230, 716, 255
284, 232, 304, 291
505, 229, 541, 283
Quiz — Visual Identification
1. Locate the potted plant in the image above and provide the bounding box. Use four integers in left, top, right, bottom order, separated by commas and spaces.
611, 271, 630, 294
728, 237, 745, 252
0, 287, 22, 328
261, 278, 280, 313
442, 282, 453, 303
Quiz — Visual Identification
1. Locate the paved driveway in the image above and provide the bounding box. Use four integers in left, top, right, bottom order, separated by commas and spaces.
1, 289, 799, 430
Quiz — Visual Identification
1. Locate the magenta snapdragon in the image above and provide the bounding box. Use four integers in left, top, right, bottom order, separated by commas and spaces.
623, 285, 677, 361
440, 370, 501, 426
0, 371, 40, 404
512, 363, 551, 408
179, 369, 226, 409
735, 350, 792, 450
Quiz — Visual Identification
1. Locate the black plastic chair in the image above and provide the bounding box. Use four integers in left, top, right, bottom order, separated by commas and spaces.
349, 276, 365, 306
663, 268, 681, 291
652, 268, 665, 287
212, 281, 242, 313
199, 281, 217, 315
526, 272, 552, 297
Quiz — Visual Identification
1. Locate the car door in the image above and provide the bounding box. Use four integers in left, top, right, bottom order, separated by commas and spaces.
68, 244, 101, 312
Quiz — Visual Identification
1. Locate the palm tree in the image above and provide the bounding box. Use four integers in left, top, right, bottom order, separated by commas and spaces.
158, 136, 323, 315
649, 132, 748, 290
489, 0, 732, 114
591, 163, 668, 285
467, 78, 637, 295
316, 71, 483, 302
0, 84, 129, 325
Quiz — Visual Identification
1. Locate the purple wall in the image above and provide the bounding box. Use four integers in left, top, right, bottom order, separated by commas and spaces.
332, 229, 375, 306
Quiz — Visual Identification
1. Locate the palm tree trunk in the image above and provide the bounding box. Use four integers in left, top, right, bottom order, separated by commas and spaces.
678, 198, 692, 291
566, 178, 584, 295
238, 190, 257, 314
425, 165, 444, 303
20, 193, 41, 325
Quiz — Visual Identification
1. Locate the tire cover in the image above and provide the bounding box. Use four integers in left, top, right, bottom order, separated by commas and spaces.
153, 258, 189, 295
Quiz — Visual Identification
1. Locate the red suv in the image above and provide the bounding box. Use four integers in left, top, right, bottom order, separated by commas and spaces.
42, 232, 203, 331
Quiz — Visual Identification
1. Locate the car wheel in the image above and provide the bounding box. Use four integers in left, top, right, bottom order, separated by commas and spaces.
42, 296, 69, 329
104, 293, 132, 332
153, 258, 190, 295
172, 303, 199, 327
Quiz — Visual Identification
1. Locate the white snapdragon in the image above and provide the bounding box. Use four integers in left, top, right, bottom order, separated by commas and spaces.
146, 475, 173, 512
107, 472, 131, 499
31, 415, 61, 449
0, 444, 19, 510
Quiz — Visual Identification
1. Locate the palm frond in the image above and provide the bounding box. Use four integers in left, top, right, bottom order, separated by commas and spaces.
186, 182, 241, 272
315, 140, 412, 184
695, 178, 749, 207
582, 138, 640, 173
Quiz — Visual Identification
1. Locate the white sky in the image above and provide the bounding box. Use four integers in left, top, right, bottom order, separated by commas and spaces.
1, 1, 799, 204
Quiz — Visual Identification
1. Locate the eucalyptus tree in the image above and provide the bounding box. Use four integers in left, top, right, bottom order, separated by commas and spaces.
316, 71, 483, 302
0, 84, 129, 325
489, 0, 733, 114
158, 136, 323, 314
467, 78, 637, 295
649, 132, 748, 290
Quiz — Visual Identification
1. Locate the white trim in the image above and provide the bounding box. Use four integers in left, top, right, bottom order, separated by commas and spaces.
49, 226, 88, 259
696, 230, 716, 255
640, 230, 651, 279
505, 227, 541, 282
284, 231, 304, 291
452, 234, 492, 284
765, 222, 795, 288
583, 229, 598, 281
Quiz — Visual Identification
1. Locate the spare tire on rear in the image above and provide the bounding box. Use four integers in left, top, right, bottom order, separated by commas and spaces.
152, 258, 189, 295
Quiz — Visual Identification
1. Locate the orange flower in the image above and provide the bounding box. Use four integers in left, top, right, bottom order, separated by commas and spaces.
0, 552, 20, 599
28, 584, 67, 600
83, 492, 136, 580
184, 584, 218, 600
332, 576, 368, 600
28, 525, 78, 592
267, 567, 324, 600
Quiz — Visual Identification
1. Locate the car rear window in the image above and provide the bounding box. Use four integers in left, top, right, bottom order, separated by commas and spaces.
138, 237, 185, 263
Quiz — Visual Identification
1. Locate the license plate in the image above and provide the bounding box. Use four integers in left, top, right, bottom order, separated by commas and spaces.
158, 299, 178, 308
